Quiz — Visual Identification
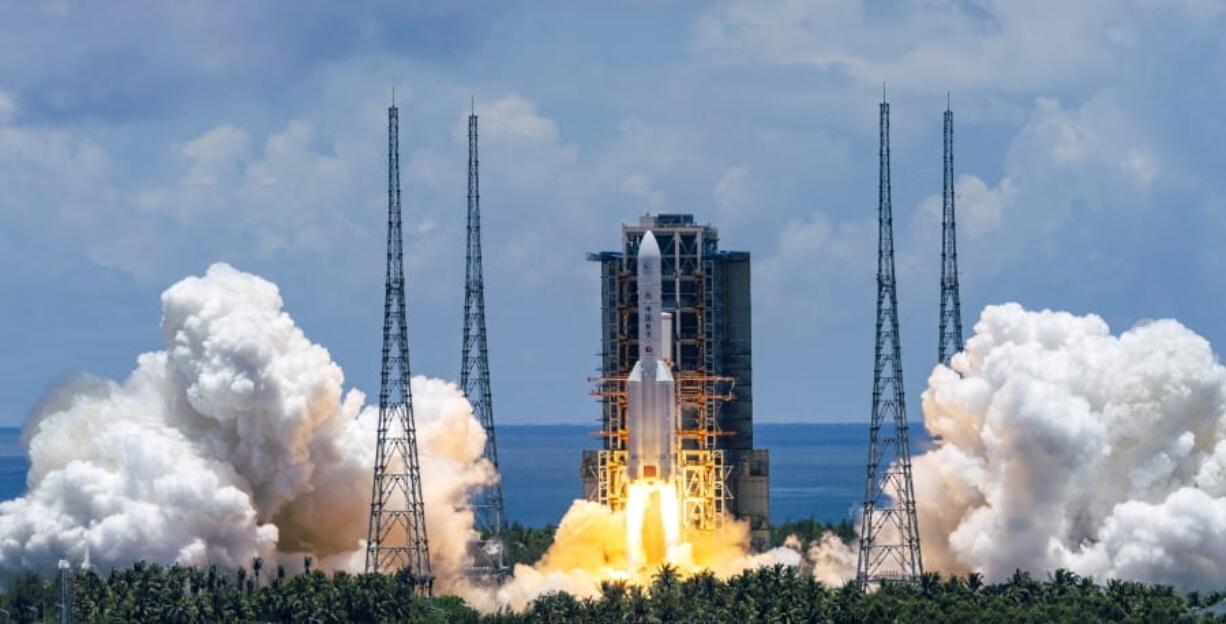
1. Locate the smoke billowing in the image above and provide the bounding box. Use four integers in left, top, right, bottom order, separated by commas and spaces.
917, 303, 1226, 590
0, 262, 817, 611
0, 263, 495, 591
10, 264, 1226, 608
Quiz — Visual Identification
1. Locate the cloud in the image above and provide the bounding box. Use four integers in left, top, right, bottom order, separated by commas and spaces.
916, 173, 1011, 240
1010, 96, 1158, 190
0, 5, 496, 122
903, 92, 1161, 285
757, 211, 875, 323
472, 94, 562, 145
691, 0, 1218, 96
713, 165, 752, 221
0, 91, 14, 124
621, 173, 666, 210
136, 120, 360, 257
0, 0, 1223, 434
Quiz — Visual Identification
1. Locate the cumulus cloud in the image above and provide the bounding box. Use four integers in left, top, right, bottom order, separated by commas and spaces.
690, 0, 1213, 95
917, 174, 1011, 239
916, 303, 1226, 590
904, 93, 1160, 287
136, 121, 360, 256
757, 210, 874, 322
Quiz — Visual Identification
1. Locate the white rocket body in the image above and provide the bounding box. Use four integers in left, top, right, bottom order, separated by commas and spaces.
626, 231, 677, 482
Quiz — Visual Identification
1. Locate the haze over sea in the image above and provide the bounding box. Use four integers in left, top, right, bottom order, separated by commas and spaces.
0, 424, 932, 528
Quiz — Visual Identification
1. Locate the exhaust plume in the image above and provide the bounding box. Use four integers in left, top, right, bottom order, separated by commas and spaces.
0, 261, 854, 611
0, 263, 495, 588
916, 302, 1226, 590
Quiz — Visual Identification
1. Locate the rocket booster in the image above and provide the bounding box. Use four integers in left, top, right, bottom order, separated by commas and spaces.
626, 231, 677, 482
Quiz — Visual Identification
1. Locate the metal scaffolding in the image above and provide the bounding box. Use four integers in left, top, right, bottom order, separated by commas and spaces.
590, 222, 732, 529
461, 106, 509, 579
590, 370, 734, 531
584, 216, 766, 546
365, 103, 433, 593
857, 94, 923, 587
938, 97, 965, 367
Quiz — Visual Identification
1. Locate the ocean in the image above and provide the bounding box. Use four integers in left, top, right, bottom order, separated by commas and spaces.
498, 423, 933, 526
0, 424, 933, 527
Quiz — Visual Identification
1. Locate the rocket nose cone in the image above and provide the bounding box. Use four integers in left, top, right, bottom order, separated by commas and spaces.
640, 231, 661, 257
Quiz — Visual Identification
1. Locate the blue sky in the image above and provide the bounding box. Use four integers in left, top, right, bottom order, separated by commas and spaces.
1, 1, 1223, 427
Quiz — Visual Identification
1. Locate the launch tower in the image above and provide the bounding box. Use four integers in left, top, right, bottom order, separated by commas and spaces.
584, 215, 769, 548
365, 102, 433, 593
938, 97, 964, 366
856, 94, 923, 586
460, 105, 509, 578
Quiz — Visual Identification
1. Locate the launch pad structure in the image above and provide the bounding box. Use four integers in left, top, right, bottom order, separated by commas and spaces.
584, 214, 769, 548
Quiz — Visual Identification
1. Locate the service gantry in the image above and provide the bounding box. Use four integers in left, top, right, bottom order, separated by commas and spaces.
584, 215, 769, 548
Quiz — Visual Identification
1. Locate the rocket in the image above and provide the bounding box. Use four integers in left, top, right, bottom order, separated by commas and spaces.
626, 231, 677, 482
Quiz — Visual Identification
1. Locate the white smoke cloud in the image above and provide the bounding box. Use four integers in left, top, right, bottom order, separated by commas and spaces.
917, 302, 1226, 590
805, 532, 857, 586
0, 263, 494, 582
34, 263, 1226, 606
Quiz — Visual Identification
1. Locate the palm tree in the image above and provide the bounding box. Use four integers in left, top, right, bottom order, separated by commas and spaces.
251, 557, 263, 590
966, 571, 984, 594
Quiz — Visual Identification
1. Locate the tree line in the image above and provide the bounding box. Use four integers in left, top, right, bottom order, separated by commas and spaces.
0, 519, 1220, 622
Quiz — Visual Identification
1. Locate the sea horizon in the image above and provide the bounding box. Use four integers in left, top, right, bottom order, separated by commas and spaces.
0, 423, 932, 528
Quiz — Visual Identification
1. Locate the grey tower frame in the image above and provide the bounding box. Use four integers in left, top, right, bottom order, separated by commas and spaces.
461, 107, 509, 578
365, 103, 433, 593
856, 95, 923, 586
938, 98, 965, 366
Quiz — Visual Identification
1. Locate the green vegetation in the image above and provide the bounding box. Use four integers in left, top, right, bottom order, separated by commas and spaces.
2, 558, 1223, 623
2, 520, 1223, 622
500, 522, 556, 568
487, 566, 1226, 624
769, 518, 856, 547
1, 560, 479, 624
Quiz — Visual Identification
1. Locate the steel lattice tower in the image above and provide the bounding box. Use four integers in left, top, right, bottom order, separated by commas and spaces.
58, 560, 73, 624
461, 106, 509, 578
365, 102, 433, 593
938, 97, 964, 367
857, 93, 923, 587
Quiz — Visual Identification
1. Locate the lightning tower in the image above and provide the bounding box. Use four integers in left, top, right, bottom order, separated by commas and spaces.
58, 560, 73, 624
366, 100, 433, 593
938, 96, 964, 366
857, 91, 923, 586
461, 103, 509, 578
